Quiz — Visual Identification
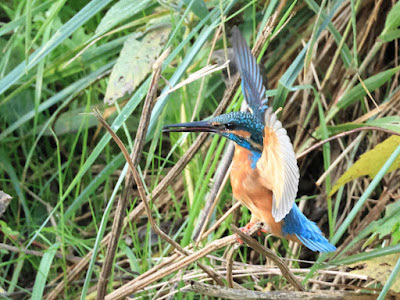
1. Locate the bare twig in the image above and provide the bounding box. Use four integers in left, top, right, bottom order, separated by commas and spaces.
0, 243, 82, 264
45, 52, 240, 300
20, 186, 56, 227
93, 58, 228, 300
185, 281, 377, 300
95, 48, 170, 300
226, 243, 240, 288
231, 225, 305, 292
93, 111, 226, 286
296, 126, 400, 160
105, 235, 237, 299
106, 225, 263, 300
191, 23, 223, 122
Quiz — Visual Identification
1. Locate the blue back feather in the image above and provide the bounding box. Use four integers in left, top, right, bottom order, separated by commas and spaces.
282, 204, 336, 253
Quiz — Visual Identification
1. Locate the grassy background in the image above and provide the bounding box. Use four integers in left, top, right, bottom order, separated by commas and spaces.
1, 0, 400, 299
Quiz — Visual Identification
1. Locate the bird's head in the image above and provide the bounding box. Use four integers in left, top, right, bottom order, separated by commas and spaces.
163, 111, 264, 152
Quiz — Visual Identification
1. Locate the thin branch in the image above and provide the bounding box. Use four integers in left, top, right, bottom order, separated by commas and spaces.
95, 48, 170, 300
297, 126, 400, 160
105, 225, 263, 300
226, 243, 240, 288
0, 243, 82, 264
45, 51, 240, 300
92, 110, 226, 286
231, 225, 305, 292
93, 62, 229, 300
105, 235, 237, 299
185, 281, 377, 300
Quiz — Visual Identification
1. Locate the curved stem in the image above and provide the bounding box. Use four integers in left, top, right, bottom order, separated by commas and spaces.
297, 126, 400, 160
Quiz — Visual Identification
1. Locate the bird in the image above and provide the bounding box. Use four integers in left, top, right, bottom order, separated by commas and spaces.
163, 26, 336, 253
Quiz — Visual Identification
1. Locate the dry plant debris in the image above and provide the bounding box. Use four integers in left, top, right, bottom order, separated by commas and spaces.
0, 1, 400, 300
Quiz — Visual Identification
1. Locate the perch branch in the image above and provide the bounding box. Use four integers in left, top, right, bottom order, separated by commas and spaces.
231, 225, 305, 291
105, 224, 263, 300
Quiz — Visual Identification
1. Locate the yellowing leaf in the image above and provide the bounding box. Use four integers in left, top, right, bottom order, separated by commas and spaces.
349, 253, 400, 293
105, 26, 171, 104
330, 136, 400, 196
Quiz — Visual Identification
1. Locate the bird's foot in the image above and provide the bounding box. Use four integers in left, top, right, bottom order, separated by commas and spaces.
236, 222, 267, 244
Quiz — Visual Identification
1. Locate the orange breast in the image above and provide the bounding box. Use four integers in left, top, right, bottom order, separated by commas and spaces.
230, 145, 282, 237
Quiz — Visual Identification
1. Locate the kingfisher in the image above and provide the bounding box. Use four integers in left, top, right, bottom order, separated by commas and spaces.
164, 27, 336, 253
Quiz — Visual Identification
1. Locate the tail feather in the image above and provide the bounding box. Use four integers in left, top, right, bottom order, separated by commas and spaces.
297, 235, 336, 253
282, 204, 336, 253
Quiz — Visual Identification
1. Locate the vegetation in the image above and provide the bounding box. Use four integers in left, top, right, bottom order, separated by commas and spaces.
0, 0, 400, 299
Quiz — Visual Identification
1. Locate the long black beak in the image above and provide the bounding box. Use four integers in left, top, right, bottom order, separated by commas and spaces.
163, 121, 217, 133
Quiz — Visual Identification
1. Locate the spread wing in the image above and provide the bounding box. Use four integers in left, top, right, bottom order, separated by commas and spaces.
256, 108, 299, 222
231, 26, 266, 121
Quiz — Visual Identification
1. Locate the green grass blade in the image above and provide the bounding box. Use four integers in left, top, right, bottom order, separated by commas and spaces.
0, 1, 53, 37
0, 0, 113, 95
0, 61, 114, 140
31, 243, 59, 300
305, 0, 351, 67
183, 0, 209, 20
64, 153, 125, 219
316, 96, 333, 237
327, 66, 400, 122
332, 244, 400, 265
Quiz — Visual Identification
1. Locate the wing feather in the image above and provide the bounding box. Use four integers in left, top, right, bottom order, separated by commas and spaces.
231, 26, 266, 120
256, 108, 299, 222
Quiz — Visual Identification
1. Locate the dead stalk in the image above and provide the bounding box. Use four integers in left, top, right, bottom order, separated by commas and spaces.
232, 225, 305, 292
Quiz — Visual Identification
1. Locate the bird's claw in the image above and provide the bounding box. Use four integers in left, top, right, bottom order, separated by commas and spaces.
235, 222, 267, 244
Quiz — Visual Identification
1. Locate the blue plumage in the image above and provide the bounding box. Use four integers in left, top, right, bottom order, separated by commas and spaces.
282, 204, 336, 253
249, 151, 261, 169
232, 26, 267, 121
212, 112, 264, 153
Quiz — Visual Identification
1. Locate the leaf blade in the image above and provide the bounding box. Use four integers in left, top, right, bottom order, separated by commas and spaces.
330, 136, 400, 196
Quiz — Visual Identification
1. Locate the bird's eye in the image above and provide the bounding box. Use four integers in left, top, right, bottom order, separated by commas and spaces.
225, 123, 235, 130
